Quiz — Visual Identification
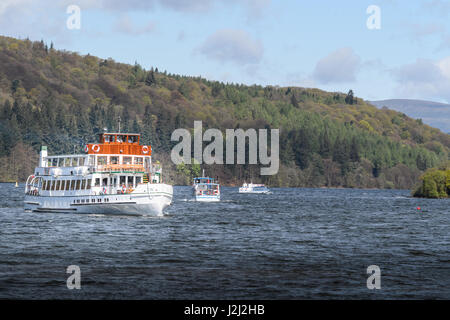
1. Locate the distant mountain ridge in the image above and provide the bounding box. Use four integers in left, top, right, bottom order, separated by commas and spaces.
370, 99, 450, 133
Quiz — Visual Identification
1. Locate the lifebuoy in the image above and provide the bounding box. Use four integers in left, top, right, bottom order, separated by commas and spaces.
92, 144, 100, 152
142, 145, 150, 154
84, 145, 89, 153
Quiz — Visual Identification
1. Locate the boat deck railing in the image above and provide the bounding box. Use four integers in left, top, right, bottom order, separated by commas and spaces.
95, 164, 148, 173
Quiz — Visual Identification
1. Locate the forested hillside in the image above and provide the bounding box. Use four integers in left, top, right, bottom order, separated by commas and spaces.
0, 35, 449, 188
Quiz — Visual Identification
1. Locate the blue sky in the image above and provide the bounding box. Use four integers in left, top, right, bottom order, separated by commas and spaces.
2, 0, 450, 105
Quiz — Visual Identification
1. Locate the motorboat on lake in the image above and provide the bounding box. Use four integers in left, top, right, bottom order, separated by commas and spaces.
239, 182, 270, 194
192, 171, 220, 202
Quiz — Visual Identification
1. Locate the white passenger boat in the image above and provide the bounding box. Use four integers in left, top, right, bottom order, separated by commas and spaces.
238, 182, 270, 194
192, 171, 220, 202
24, 132, 173, 216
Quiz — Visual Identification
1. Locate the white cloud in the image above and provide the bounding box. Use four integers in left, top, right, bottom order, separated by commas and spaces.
198, 29, 263, 65
391, 57, 450, 102
312, 47, 362, 84
113, 15, 156, 35
231, 0, 271, 20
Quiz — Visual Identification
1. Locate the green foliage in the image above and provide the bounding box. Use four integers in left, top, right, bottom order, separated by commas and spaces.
413, 162, 450, 198
176, 159, 201, 184
0, 35, 449, 188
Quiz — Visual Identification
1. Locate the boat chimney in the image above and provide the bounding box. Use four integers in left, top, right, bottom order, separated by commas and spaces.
40, 146, 47, 167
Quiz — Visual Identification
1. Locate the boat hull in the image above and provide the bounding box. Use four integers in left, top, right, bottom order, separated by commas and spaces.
239, 188, 270, 194
24, 184, 173, 216
194, 195, 220, 202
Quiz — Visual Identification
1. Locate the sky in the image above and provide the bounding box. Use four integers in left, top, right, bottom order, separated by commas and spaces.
1, 0, 450, 107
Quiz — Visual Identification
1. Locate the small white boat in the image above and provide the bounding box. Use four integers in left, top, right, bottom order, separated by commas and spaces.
192, 171, 220, 202
15, 181, 19, 188
239, 182, 270, 194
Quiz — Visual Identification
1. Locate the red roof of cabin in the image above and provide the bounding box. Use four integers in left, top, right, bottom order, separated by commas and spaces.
85, 133, 152, 156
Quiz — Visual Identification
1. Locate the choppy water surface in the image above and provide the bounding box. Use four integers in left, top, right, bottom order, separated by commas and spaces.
0, 183, 449, 299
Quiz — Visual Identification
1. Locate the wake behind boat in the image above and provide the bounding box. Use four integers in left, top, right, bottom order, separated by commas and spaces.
24, 132, 173, 216
239, 182, 271, 194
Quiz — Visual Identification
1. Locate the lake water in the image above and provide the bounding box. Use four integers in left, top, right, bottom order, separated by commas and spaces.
0, 183, 449, 299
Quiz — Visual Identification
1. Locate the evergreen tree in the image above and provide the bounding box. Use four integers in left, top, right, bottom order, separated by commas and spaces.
145, 68, 156, 86
345, 90, 354, 105
350, 137, 360, 162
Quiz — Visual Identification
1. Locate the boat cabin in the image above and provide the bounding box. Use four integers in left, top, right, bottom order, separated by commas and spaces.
26, 133, 161, 197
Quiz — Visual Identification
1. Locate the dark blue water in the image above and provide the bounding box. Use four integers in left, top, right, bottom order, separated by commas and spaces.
0, 183, 449, 299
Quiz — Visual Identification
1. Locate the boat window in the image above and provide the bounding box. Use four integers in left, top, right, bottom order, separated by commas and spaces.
104, 135, 111, 143
79, 157, 85, 166
51, 158, 58, 167
87, 179, 92, 189
63, 180, 68, 190
64, 158, 71, 167
123, 157, 132, 165
42, 180, 47, 190
102, 178, 108, 187
117, 135, 126, 143
129, 135, 138, 143
88, 156, 95, 166
70, 180, 76, 190
111, 156, 119, 165
76, 179, 81, 190
112, 177, 117, 187
127, 176, 134, 187
120, 176, 126, 186
95, 178, 100, 187
134, 157, 143, 165
98, 156, 107, 166
81, 179, 86, 190
56, 180, 61, 191
47, 159, 52, 167
136, 176, 141, 185
72, 158, 79, 167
